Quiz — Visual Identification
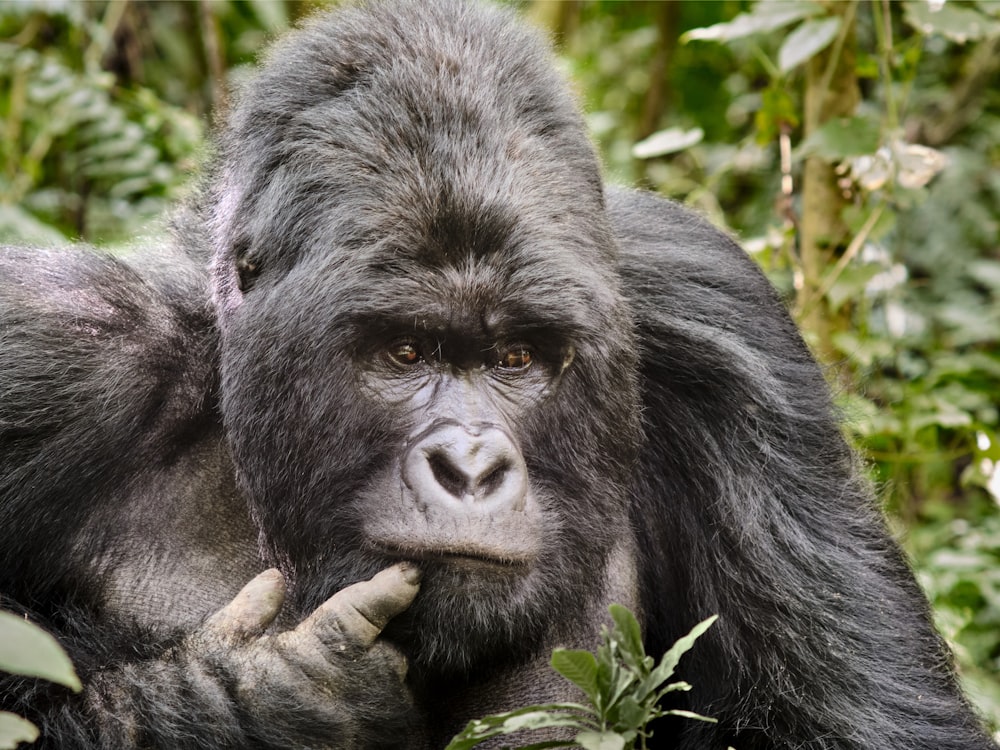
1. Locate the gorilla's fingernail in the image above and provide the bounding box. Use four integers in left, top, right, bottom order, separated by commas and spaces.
398, 562, 422, 585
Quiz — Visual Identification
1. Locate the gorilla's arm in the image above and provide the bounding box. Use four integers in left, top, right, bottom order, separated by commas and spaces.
0, 247, 422, 748
3, 566, 422, 749
610, 189, 993, 750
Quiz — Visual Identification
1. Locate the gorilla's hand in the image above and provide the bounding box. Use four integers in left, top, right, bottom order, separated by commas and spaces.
189, 563, 423, 748
86, 564, 424, 749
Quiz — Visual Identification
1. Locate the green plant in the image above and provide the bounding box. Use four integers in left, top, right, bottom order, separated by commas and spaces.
0, 611, 80, 749
446, 606, 717, 750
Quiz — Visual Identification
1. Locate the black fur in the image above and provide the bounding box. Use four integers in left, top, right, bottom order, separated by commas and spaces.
0, 1, 992, 748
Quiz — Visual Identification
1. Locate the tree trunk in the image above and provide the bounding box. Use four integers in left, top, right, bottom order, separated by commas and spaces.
797, 1, 860, 364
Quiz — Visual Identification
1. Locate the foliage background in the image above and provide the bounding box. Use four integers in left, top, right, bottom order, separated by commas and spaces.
1, 0, 997, 737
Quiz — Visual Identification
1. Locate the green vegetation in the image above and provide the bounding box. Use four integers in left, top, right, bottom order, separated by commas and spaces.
0, 612, 80, 749
446, 607, 717, 750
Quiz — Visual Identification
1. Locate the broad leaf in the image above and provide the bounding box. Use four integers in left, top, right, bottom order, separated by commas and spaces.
683, 1, 822, 43
903, 1, 1000, 43
551, 649, 599, 703
778, 17, 841, 71
0, 611, 81, 692
825, 264, 883, 310
0, 712, 39, 750
613, 694, 647, 730
632, 127, 703, 159
607, 605, 644, 667
574, 730, 626, 750
445, 704, 593, 750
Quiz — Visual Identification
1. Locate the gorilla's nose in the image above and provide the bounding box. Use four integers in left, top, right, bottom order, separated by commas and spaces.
402, 423, 528, 512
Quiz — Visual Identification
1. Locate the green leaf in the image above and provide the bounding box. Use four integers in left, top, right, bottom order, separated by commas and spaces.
755, 83, 800, 144
657, 680, 694, 694
778, 17, 841, 71
842, 205, 897, 241
594, 643, 616, 710
795, 116, 881, 162
825, 264, 883, 310
0, 205, 69, 246
613, 694, 648, 730
650, 616, 718, 687
444, 704, 593, 750
967, 260, 1000, 291
607, 605, 644, 665
0, 712, 39, 749
0, 611, 81, 692
903, 1, 1000, 43
551, 649, 599, 703
247, 0, 290, 31
910, 400, 974, 432
632, 127, 703, 159
574, 730, 626, 750
683, 1, 822, 43
663, 709, 720, 724
605, 666, 639, 712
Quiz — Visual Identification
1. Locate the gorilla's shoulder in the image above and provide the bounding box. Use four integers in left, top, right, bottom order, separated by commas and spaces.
608, 187, 793, 327
0, 242, 215, 374
608, 187, 764, 293
0, 244, 218, 503
607, 187, 821, 400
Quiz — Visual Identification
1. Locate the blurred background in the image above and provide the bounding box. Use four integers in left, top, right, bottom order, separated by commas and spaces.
0, 0, 997, 733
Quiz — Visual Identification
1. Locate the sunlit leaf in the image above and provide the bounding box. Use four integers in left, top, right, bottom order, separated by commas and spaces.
778, 17, 841, 71
632, 127, 703, 159
683, 1, 822, 43
0, 611, 81, 692
444, 704, 592, 750
574, 730, 626, 750
903, 1, 1000, 42
247, 0, 290, 31
663, 709, 719, 724
0, 712, 39, 750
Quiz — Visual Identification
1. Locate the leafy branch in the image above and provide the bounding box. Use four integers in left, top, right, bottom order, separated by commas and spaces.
446, 606, 717, 750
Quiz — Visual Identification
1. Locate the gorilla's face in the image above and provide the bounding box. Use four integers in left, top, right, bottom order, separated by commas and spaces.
213, 189, 640, 673
207, 1, 641, 675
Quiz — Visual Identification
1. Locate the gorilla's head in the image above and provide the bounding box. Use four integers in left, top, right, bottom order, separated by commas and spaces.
205, 0, 640, 675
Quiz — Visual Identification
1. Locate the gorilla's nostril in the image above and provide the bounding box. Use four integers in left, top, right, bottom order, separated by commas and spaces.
427, 451, 468, 498
477, 462, 510, 497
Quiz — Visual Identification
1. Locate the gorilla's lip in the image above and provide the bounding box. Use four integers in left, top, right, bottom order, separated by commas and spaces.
369, 541, 534, 570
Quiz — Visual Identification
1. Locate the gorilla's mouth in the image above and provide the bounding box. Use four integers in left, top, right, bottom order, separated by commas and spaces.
361, 480, 545, 568
368, 539, 535, 571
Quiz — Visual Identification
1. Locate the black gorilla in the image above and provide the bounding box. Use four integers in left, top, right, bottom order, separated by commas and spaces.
0, 1, 993, 749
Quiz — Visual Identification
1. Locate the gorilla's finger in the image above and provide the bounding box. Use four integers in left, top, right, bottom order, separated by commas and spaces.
300, 563, 422, 649
204, 568, 286, 639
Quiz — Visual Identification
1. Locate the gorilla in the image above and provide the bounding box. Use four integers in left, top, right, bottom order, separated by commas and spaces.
0, 1, 993, 748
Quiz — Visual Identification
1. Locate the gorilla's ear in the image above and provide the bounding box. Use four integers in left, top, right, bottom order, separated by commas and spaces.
207, 170, 248, 314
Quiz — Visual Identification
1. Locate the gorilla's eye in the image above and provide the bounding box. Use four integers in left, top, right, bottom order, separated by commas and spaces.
386, 341, 423, 367
497, 345, 532, 371
236, 257, 260, 293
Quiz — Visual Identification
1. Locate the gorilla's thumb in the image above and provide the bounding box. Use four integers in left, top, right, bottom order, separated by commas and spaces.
302, 563, 422, 649
204, 568, 287, 639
